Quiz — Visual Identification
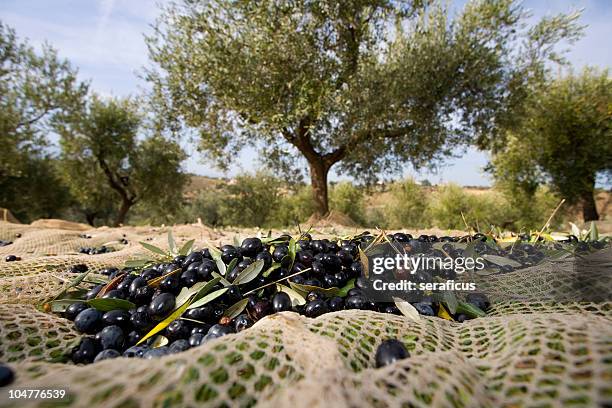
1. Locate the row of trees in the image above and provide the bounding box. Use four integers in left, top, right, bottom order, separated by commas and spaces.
1, 22, 186, 225
2, 0, 610, 227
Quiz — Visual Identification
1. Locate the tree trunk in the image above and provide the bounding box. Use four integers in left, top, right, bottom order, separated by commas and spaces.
581, 188, 599, 222
115, 198, 133, 227
85, 212, 96, 226
308, 159, 330, 217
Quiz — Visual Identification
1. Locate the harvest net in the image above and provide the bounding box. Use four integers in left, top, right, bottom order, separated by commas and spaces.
0, 220, 610, 407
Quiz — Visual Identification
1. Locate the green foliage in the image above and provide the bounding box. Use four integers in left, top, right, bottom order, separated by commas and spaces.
428, 184, 512, 231
147, 0, 583, 214
55, 95, 187, 226
220, 173, 282, 227
383, 179, 431, 229
0, 21, 88, 221
329, 182, 365, 225
187, 188, 226, 227
491, 67, 612, 221
273, 185, 315, 227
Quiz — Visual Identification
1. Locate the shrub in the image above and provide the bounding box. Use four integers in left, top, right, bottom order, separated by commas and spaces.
329, 182, 366, 225
219, 172, 282, 227
382, 179, 431, 228
186, 187, 227, 227
428, 184, 515, 230
272, 185, 315, 227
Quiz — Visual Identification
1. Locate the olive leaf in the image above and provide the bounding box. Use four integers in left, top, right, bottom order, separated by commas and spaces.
482, 254, 522, 268
137, 300, 192, 345
337, 279, 356, 297
168, 230, 176, 254
175, 281, 208, 306
456, 301, 486, 318
139, 241, 168, 257
233, 259, 265, 285
223, 298, 249, 319
288, 238, 297, 261
233, 235, 241, 248
205, 245, 226, 275
276, 284, 306, 306
211, 272, 231, 287
187, 287, 229, 310
178, 239, 195, 256
226, 258, 238, 276
206, 244, 222, 259
392, 297, 420, 322
150, 334, 169, 348
262, 263, 281, 278
590, 221, 598, 242
96, 272, 127, 298
570, 222, 581, 239
52, 267, 94, 301
87, 298, 135, 312
359, 248, 369, 278
47, 298, 82, 313
289, 282, 339, 298
190, 277, 222, 303
124, 259, 150, 268
442, 291, 458, 315
437, 303, 454, 321
147, 267, 181, 288
462, 240, 478, 262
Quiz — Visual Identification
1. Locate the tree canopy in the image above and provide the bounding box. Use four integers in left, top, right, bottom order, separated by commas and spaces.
55, 95, 188, 226
146, 0, 583, 215
491, 67, 612, 221
0, 21, 87, 221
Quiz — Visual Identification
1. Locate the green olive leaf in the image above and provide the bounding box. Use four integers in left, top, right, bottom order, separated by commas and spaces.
211, 272, 231, 287
456, 301, 486, 318
482, 254, 522, 268
178, 239, 196, 256
223, 298, 249, 319
262, 263, 281, 278
190, 277, 222, 303
187, 287, 229, 310
168, 230, 176, 254
87, 298, 135, 312
590, 221, 599, 242
137, 300, 192, 345
233, 259, 265, 285
276, 284, 306, 306
47, 298, 82, 313
289, 281, 339, 298
139, 241, 168, 257
124, 259, 150, 268
337, 279, 356, 297
442, 291, 458, 315
226, 257, 238, 275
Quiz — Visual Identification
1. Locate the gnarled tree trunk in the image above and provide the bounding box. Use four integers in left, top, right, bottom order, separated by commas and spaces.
308, 158, 330, 217
581, 189, 599, 222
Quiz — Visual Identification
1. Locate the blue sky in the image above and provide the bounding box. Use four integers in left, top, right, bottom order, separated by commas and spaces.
1, 0, 611, 185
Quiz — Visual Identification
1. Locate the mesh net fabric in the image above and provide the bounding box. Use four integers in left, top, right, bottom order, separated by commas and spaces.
0, 221, 611, 408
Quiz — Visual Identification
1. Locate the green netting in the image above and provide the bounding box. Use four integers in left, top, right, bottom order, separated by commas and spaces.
0, 221, 610, 408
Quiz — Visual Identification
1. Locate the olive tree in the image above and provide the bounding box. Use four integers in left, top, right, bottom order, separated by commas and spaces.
0, 21, 87, 221
146, 0, 582, 216
56, 95, 188, 226
491, 68, 612, 221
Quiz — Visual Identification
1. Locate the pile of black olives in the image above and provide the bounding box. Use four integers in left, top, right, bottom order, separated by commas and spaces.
63, 231, 603, 364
